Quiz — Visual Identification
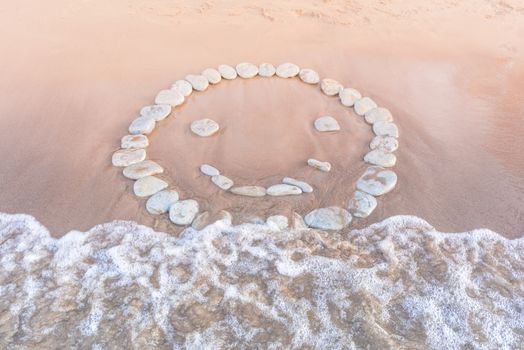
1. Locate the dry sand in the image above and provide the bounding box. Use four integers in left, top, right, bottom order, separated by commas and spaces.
0, 0, 523, 237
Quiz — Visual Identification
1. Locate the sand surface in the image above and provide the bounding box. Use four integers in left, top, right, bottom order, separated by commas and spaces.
0, 0, 523, 237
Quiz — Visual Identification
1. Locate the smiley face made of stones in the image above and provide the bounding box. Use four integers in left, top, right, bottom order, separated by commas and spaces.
112, 62, 399, 230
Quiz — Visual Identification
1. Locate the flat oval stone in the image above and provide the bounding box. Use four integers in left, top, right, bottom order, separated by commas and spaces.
354, 97, 377, 116
347, 190, 377, 218
230, 186, 266, 197
320, 78, 343, 96
236, 62, 258, 78
112, 148, 146, 167
266, 184, 302, 196
258, 63, 276, 77
200, 164, 220, 176
133, 176, 168, 197
314, 116, 340, 132
370, 136, 399, 152
211, 175, 234, 190
266, 215, 289, 230
155, 89, 184, 106
171, 80, 193, 97
307, 158, 331, 172
356, 166, 398, 196
128, 117, 155, 135
282, 177, 313, 193
276, 63, 300, 78
169, 199, 199, 226
140, 104, 172, 121
123, 160, 163, 180
190, 119, 219, 137
146, 190, 179, 215
202, 68, 222, 84
121, 134, 149, 149
304, 207, 352, 230
218, 64, 237, 80
373, 121, 399, 138
339, 88, 362, 107
364, 150, 397, 167
364, 107, 393, 124
299, 68, 320, 84
185, 74, 209, 91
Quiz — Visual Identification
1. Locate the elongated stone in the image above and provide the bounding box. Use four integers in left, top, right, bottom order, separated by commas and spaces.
123, 160, 163, 180
121, 134, 148, 149
364, 150, 397, 167
314, 116, 340, 132
304, 207, 352, 230
200, 164, 220, 176
218, 64, 237, 80
171, 80, 193, 97
320, 78, 343, 96
258, 63, 276, 77
202, 68, 222, 84
373, 121, 399, 138
370, 136, 399, 152
299, 68, 319, 84
354, 97, 377, 116
190, 119, 219, 137
133, 176, 168, 197
282, 177, 313, 193
140, 104, 171, 121
185, 74, 209, 91
146, 190, 179, 215
128, 117, 155, 135
364, 107, 393, 124
356, 166, 397, 196
347, 190, 377, 218
169, 199, 199, 225
236, 62, 258, 78
267, 184, 302, 196
155, 89, 184, 107
112, 148, 146, 167
266, 215, 289, 230
230, 186, 266, 197
339, 88, 362, 107
211, 175, 234, 190
276, 63, 300, 78
307, 158, 331, 172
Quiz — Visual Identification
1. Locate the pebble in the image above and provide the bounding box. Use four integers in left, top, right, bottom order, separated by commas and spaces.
339, 88, 362, 107
314, 116, 340, 132
200, 164, 220, 176
370, 136, 399, 152
304, 207, 352, 230
347, 190, 377, 218
266, 215, 289, 230
133, 176, 168, 197
218, 64, 238, 80
192, 211, 232, 230
354, 97, 377, 116
140, 104, 172, 121
154, 89, 184, 107
202, 68, 222, 84
282, 177, 313, 193
258, 63, 276, 77
292, 212, 308, 230
185, 74, 209, 91
299, 68, 320, 84
230, 186, 266, 197
146, 190, 179, 215
190, 118, 220, 137
112, 148, 146, 167
373, 121, 399, 138
211, 175, 234, 190
364, 107, 393, 124
356, 166, 398, 196
320, 78, 343, 96
275, 63, 300, 78
307, 158, 331, 172
266, 184, 302, 196
123, 160, 163, 180
364, 150, 397, 167
171, 80, 193, 97
128, 117, 155, 135
236, 62, 258, 78
169, 199, 199, 225
121, 134, 149, 149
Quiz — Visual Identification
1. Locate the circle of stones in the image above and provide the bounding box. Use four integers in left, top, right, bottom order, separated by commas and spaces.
112, 62, 399, 231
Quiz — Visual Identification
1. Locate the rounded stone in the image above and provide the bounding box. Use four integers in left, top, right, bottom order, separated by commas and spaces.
128, 117, 155, 135
307, 158, 331, 172
133, 176, 168, 197
154, 89, 184, 107
347, 191, 377, 218
121, 134, 149, 149
339, 88, 362, 107
218, 64, 237, 80
266, 215, 289, 230
364, 107, 393, 124
258, 63, 276, 77
320, 78, 343, 96
146, 190, 179, 215
202, 68, 222, 84
282, 177, 313, 193
236, 62, 258, 78
354, 97, 377, 116
275, 63, 300, 78
169, 199, 199, 226
314, 116, 340, 132
370, 136, 399, 152
364, 150, 397, 167
356, 166, 398, 196
373, 121, 399, 138
230, 186, 266, 197
266, 184, 302, 196
304, 207, 352, 230
211, 175, 234, 190
123, 160, 163, 180
171, 80, 193, 97
140, 104, 172, 121
200, 164, 220, 176
190, 118, 220, 137
112, 148, 146, 167
185, 74, 209, 92
299, 68, 320, 84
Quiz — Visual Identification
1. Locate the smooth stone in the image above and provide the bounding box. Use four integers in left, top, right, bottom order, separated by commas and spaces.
275, 63, 300, 78
307, 158, 331, 172
314, 116, 340, 132
258, 63, 276, 77
354, 97, 377, 116
128, 117, 155, 135
356, 166, 398, 196
292, 212, 308, 230
230, 186, 266, 197
299, 68, 320, 84
200, 164, 220, 176
112, 148, 146, 167
236, 62, 258, 78
123, 160, 163, 180
364, 107, 393, 124
202, 68, 222, 84
146, 190, 179, 215
304, 207, 352, 230
282, 177, 313, 193
364, 150, 397, 167
171, 80, 193, 97
211, 175, 234, 190
339, 88, 362, 107
169, 199, 199, 225
121, 134, 149, 149
266, 215, 289, 230
347, 190, 377, 218
266, 184, 302, 196
370, 136, 399, 152
133, 176, 168, 197
140, 104, 172, 121
192, 210, 232, 230
190, 118, 219, 137
155, 89, 184, 107
218, 64, 238, 80
320, 78, 343, 96
185, 74, 209, 91
373, 121, 399, 138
